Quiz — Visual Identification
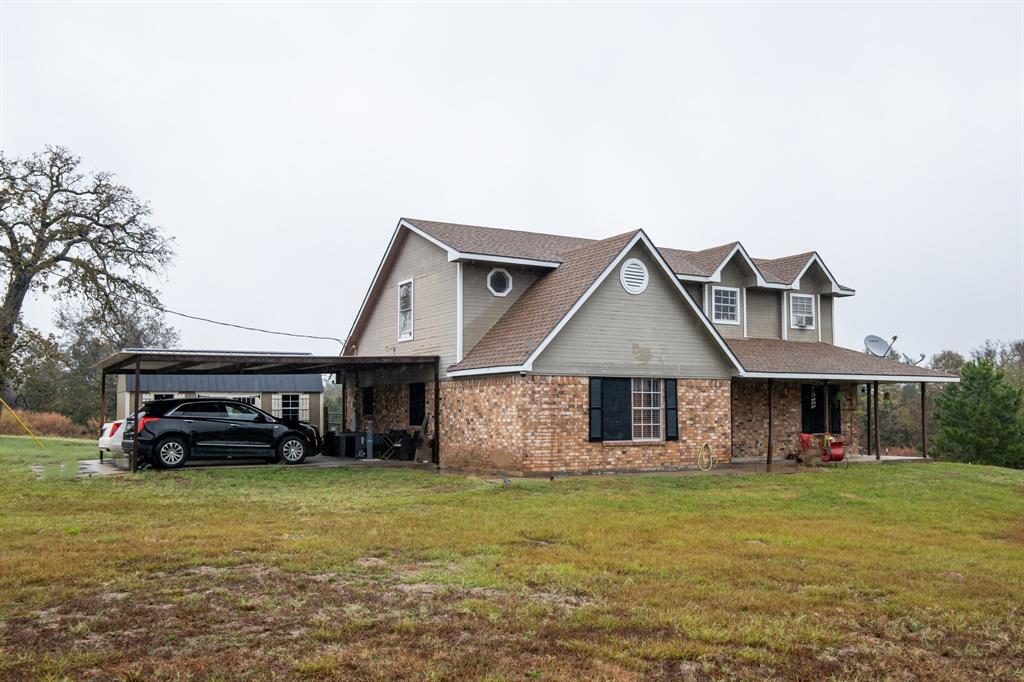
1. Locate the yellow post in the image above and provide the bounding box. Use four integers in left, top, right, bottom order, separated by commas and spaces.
0, 398, 45, 449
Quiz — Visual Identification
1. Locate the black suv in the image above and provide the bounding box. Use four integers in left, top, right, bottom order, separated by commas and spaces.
122, 398, 322, 469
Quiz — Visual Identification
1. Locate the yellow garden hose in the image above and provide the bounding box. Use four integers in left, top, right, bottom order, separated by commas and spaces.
0, 398, 44, 449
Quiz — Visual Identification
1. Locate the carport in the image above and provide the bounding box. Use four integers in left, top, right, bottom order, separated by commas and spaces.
93, 349, 441, 471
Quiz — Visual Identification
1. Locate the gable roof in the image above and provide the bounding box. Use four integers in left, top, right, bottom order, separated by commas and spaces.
726, 339, 958, 382
450, 230, 744, 374
402, 218, 852, 292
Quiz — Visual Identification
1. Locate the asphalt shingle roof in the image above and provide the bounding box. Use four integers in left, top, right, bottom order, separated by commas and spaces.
726, 339, 955, 379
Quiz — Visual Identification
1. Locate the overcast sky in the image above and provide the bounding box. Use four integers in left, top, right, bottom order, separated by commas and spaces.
3, 1, 1021, 360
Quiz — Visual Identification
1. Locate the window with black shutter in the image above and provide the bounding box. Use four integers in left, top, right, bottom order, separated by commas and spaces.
589, 377, 670, 442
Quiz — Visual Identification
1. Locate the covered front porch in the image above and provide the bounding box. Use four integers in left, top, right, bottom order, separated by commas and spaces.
725, 339, 959, 467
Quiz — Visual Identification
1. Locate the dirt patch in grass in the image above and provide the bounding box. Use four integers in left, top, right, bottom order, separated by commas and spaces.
2, 563, 1020, 681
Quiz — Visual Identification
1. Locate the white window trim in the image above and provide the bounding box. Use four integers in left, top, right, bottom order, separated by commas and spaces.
397, 278, 414, 342
486, 267, 513, 297
711, 286, 741, 325
631, 378, 664, 442
790, 293, 816, 330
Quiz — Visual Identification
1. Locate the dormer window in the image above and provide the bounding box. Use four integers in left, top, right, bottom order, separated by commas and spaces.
487, 268, 512, 297
790, 293, 815, 329
712, 286, 740, 324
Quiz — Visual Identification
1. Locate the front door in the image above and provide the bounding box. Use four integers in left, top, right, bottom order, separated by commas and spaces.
800, 384, 842, 434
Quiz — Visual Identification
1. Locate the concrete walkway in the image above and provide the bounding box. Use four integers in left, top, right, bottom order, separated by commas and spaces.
70, 455, 431, 477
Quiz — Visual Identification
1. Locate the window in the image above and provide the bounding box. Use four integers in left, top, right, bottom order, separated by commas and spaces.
175, 402, 227, 419
280, 393, 300, 422
487, 268, 512, 297
225, 403, 262, 421
408, 382, 426, 426
362, 387, 375, 417
153, 393, 175, 401
620, 258, 649, 294
790, 293, 815, 329
397, 279, 414, 341
712, 286, 740, 324
631, 378, 663, 441
588, 378, 677, 443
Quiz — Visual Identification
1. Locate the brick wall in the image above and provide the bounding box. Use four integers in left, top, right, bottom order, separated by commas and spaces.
441, 375, 732, 476
731, 380, 861, 459
343, 381, 435, 441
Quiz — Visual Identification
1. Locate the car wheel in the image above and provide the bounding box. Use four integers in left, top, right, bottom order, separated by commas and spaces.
154, 437, 188, 469
277, 436, 308, 465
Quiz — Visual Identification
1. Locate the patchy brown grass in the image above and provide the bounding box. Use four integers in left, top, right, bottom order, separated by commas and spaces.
0, 436, 1022, 680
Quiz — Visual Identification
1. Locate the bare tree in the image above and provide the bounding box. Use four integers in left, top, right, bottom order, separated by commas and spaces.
0, 146, 174, 397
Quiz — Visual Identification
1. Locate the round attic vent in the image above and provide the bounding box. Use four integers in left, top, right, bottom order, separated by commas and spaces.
620, 258, 649, 295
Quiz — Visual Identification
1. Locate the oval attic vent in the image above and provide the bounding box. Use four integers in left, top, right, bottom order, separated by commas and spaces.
620, 258, 649, 295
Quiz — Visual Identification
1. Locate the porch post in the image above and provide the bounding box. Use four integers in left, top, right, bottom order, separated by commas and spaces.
131, 361, 140, 473
432, 358, 441, 465
920, 382, 928, 459
865, 383, 872, 457
99, 371, 107, 463
766, 379, 774, 471
873, 380, 881, 460
339, 372, 346, 434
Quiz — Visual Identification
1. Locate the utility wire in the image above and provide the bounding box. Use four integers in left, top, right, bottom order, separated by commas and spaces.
134, 300, 346, 347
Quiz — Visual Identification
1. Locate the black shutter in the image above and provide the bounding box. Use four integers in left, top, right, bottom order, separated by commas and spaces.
664, 378, 678, 441
800, 384, 824, 434
602, 378, 633, 441
588, 378, 603, 442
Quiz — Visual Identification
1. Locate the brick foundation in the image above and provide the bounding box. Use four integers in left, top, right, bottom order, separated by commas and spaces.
731, 380, 861, 459
441, 375, 732, 476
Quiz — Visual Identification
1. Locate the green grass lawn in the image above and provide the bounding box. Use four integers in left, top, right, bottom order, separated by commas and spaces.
0, 436, 1022, 680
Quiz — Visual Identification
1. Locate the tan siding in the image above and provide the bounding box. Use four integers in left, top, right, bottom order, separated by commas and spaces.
461, 263, 541, 358
746, 289, 781, 339
820, 295, 834, 345
352, 231, 458, 373
532, 245, 735, 378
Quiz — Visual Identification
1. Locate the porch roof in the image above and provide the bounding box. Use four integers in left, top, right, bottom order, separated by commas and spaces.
727, 339, 958, 383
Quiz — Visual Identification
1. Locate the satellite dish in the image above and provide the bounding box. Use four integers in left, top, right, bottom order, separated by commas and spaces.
903, 353, 926, 366
864, 335, 894, 357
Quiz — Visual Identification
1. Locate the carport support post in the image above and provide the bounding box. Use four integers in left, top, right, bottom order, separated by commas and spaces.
766, 379, 773, 471
132, 361, 140, 473
873, 380, 881, 460
432, 359, 440, 466
99, 371, 107, 462
920, 382, 928, 459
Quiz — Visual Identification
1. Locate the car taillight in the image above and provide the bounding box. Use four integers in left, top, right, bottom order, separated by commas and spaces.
138, 416, 160, 433
109, 422, 122, 437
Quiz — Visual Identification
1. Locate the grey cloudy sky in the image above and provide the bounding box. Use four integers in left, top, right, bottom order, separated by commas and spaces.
3, 1, 1021, 360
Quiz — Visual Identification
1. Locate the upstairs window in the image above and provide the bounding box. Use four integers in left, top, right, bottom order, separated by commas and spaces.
790, 293, 815, 329
712, 286, 740, 324
487, 268, 512, 297
397, 279, 414, 341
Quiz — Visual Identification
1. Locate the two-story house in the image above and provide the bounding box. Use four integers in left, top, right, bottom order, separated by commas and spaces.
342, 218, 956, 475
